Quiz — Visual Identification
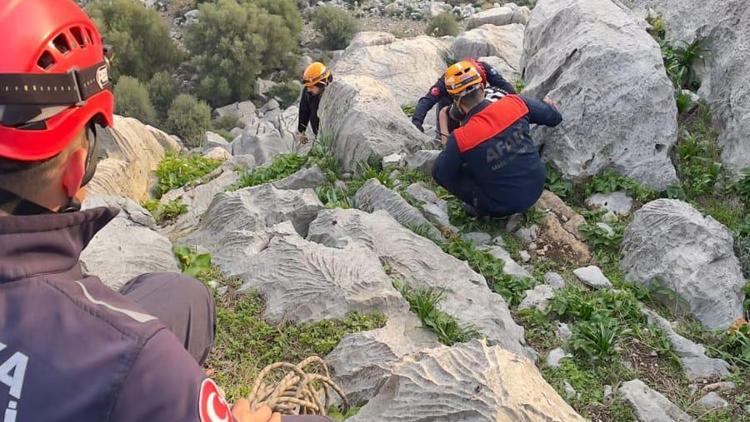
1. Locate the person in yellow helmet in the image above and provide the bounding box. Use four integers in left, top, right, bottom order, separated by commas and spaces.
297, 62, 332, 144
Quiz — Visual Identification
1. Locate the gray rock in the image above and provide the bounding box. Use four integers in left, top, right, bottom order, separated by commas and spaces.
272, 166, 326, 191
493, 236, 505, 246
642, 308, 730, 381
702, 382, 736, 393
214, 100, 256, 122
696, 392, 729, 411
515, 225, 539, 243
405, 183, 447, 213
546, 347, 570, 368
179, 184, 324, 276
354, 179, 444, 242
404, 150, 440, 176
308, 209, 530, 358
563, 380, 578, 399
319, 75, 431, 173
204, 131, 230, 151
544, 271, 566, 290
596, 222, 615, 237
522, 0, 678, 189
557, 322, 572, 341
483, 246, 531, 278
405, 183, 457, 234
745, 404, 750, 415
574, 265, 613, 289
505, 213, 524, 233
519, 250, 531, 263
453, 24, 524, 81
382, 153, 404, 168
326, 313, 439, 405
229, 127, 243, 138
349, 340, 584, 422
585, 191, 634, 216
347, 32, 397, 50
462, 232, 492, 246
80, 196, 180, 290
224, 154, 256, 171
622, 199, 745, 329
230, 132, 293, 167
604, 385, 613, 401
519, 284, 555, 311
466, 3, 531, 29
203, 146, 232, 161
619, 379, 694, 422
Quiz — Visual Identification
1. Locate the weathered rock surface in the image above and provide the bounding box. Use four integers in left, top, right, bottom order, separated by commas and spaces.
230, 132, 294, 167
519, 284, 555, 311
354, 179, 444, 242
214, 100, 256, 122
532, 191, 592, 265
522, 0, 678, 189
203, 146, 232, 161
465, 3, 531, 29
81, 196, 179, 290
204, 131, 231, 151
483, 246, 531, 278
272, 166, 326, 191
696, 392, 729, 411
622, 199, 745, 329
574, 265, 613, 290
586, 191, 634, 216
546, 347, 571, 368
545, 271, 567, 290
319, 75, 431, 173
462, 232, 492, 246
619, 379, 694, 422
347, 31, 398, 50
349, 340, 584, 422
326, 313, 439, 405
88, 116, 179, 202
404, 182, 457, 234
308, 209, 530, 357
334, 35, 450, 106
453, 24, 524, 81
642, 308, 730, 381
404, 150, 440, 176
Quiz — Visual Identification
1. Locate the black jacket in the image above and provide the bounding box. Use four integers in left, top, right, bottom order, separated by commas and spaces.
297, 89, 321, 135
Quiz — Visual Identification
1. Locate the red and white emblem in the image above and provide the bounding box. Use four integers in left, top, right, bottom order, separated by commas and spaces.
199, 378, 233, 422
431, 87, 440, 97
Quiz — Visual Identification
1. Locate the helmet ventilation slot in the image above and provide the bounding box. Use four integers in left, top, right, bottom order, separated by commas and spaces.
52, 34, 71, 55
37, 51, 55, 70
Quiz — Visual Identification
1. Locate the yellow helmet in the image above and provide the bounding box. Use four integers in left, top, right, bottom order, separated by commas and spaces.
302, 62, 332, 88
444, 60, 484, 97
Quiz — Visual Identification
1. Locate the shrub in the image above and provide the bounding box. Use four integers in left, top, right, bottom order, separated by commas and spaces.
268, 80, 302, 109
234, 154, 307, 189
148, 71, 179, 120
114, 76, 156, 124
165, 94, 212, 147
143, 198, 188, 225
310, 6, 359, 50
545, 164, 574, 199
426, 12, 459, 37
184, 0, 302, 105
154, 154, 222, 198
86, 0, 180, 81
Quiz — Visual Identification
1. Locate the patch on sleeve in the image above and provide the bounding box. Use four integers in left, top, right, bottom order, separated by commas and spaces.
199, 378, 232, 422
431, 87, 440, 97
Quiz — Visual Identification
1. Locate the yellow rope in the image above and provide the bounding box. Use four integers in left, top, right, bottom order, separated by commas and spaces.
247, 356, 348, 416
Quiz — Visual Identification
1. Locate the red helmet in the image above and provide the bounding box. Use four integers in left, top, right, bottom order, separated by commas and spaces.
0, 0, 114, 162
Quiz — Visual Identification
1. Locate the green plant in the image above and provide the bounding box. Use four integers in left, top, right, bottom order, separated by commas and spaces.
166, 94, 212, 147
268, 80, 302, 109
86, 0, 181, 81
645, 14, 667, 41
514, 78, 526, 94
154, 153, 222, 197
173, 244, 213, 279
426, 12, 459, 37
235, 154, 307, 189
148, 71, 179, 120
328, 405, 361, 421
585, 169, 656, 203
579, 221, 624, 267
523, 207, 546, 227
396, 281, 479, 346
401, 104, 416, 118
714, 324, 750, 369
142, 198, 188, 224
114, 76, 157, 124
545, 164, 574, 199
310, 5, 359, 50
660, 38, 706, 91
185, 0, 302, 105
570, 318, 631, 363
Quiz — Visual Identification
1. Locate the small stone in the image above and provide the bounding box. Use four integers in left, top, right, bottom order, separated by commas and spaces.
703, 382, 736, 393
596, 222, 615, 237
557, 322, 572, 341
506, 213, 523, 232
529, 242, 538, 250
207, 280, 219, 289
546, 347, 570, 368
519, 250, 531, 262
483, 246, 531, 278
619, 379, 692, 422
515, 225, 539, 243
603, 385, 613, 401
544, 272, 566, 290
389, 169, 401, 181
537, 249, 546, 256
216, 286, 228, 296
585, 191, 634, 216
492, 236, 505, 246
519, 284, 555, 311
382, 153, 404, 168
563, 380, 577, 399
462, 232, 492, 246
573, 265, 613, 289
696, 392, 729, 411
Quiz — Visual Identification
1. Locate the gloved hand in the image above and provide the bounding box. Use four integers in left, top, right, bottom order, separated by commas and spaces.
296, 132, 309, 144
411, 120, 424, 133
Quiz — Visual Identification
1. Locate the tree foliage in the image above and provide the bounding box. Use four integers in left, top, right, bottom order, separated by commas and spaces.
148, 71, 179, 120
166, 94, 211, 147
426, 12, 459, 37
310, 5, 359, 50
114, 76, 156, 124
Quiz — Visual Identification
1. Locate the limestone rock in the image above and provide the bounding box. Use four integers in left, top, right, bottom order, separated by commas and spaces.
696, 392, 729, 411
586, 191, 634, 216
326, 313, 439, 405
466, 3, 531, 29
354, 179, 444, 242
557, 322, 572, 341
350, 340, 584, 422
204, 131, 230, 151
214, 100, 256, 122
483, 246, 531, 278
619, 379, 694, 422
404, 183, 457, 234
203, 147, 232, 161
347, 32, 397, 50
532, 191, 591, 265
147, 125, 182, 153
334, 35, 451, 106
574, 266, 613, 289
522, 0, 678, 189
230, 132, 294, 167
462, 232, 492, 246
546, 347, 571, 368
622, 199, 745, 329
81, 196, 179, 290
519, 284, 555, 311
404, 150, 440, 176
545, 271, 566, 290
381, 153, 404, 169
453, 24, 524, 81
642, 308, 730, 381
308, 209, 530, 357
272, 166, 326, 191
319, 75, 431, 173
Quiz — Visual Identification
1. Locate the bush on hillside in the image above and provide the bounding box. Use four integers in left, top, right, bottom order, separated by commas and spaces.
114, 76, 157, 124
166, 94, 211, 147
86, 0, 181, 82
184, 0, 302, 106
310, 6, 359, 50
268, 80, 302, 109
148, 71, 179, 120
426, 12, 459, 37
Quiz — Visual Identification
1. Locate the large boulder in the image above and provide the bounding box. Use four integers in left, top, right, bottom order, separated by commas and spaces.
349, 340, 584, 422
522, 0, 678, 190
318, 75, 431, 173
347, 31, 398, 50
88, 116, 179, 202
308, 209, 530, 358
453, 24, 525, 81
334, 35, 451, 106
230, 132, 294, 167
80, 196, 180, 290
621, 199, 745, 329
465, 3, 531, 29
624, 0, 750, 174
214, 100, 256, 122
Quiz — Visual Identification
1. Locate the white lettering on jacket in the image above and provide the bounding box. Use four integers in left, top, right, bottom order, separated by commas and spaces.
0, 342, 28, 422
